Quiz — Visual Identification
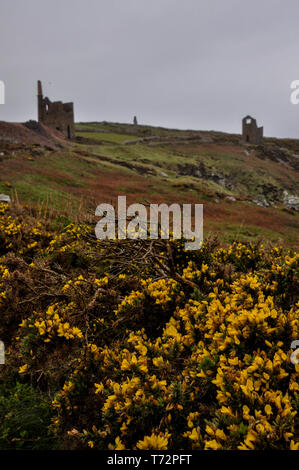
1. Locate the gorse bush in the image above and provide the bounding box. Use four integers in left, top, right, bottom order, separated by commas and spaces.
0, 202, 298, 450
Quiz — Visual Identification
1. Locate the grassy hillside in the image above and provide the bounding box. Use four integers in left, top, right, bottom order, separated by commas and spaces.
0, 124, 298, 450
0, 121, 298, 246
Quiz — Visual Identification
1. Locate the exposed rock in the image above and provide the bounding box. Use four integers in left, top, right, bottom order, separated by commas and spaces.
215, 176, 227, 188
225, 195, 236, 202
160, 171, 168, 178
0, 194, 11, 204
176, 162, 233, 189
256, 145, 299, 171
283, 190, 299, 210
253, 197, 271, 208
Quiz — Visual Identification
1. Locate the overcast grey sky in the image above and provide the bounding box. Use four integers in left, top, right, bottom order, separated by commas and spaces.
0, 0, 299, 137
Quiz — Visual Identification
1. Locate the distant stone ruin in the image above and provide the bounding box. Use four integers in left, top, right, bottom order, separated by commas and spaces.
37, 80, 74, 139
242, 115, 263, 144
133, 116, 138, 126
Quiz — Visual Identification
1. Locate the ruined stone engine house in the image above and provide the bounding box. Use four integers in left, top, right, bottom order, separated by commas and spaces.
242, 115, 263, 145
37, 80, 74, 139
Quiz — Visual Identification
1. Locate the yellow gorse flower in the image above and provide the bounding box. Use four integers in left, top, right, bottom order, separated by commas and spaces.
136, 432, 171, 450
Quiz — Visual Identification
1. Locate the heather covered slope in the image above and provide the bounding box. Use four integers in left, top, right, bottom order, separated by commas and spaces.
0, 121, 298, 246
0, 202, 298, 450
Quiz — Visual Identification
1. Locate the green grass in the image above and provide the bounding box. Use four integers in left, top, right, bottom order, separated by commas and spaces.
0, 382, 57, 450
205, 220, 297, 245
76, 131, 140, 144
13, 180, 74, 207
76, 124, 291, 200
0, 120, 298, 247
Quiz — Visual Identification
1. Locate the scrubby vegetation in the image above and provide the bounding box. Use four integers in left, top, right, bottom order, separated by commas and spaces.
1, 121, 299, 246
0, 201, 298, 450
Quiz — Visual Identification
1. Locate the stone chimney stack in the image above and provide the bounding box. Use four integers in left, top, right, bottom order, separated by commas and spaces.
37, 80, 43, 122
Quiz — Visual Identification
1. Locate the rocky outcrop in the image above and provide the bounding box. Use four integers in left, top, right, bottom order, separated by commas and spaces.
0, 194, 11, 204
283, 190, 299, 210
176, 162, 232, 189
256, 145, 299, 171
252, 197, 271, 208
